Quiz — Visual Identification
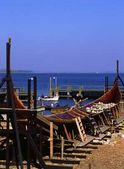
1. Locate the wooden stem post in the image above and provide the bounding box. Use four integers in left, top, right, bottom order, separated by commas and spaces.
6, 38, 23, 169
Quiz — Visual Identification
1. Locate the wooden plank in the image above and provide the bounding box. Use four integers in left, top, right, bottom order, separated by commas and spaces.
49, 122, 53, 160
46, 164, 73, 169
54, 153, 86, 159
61, 137, 64, 159
37, 113, 58, 130
44, 158, 80, 165
74, 135, 94, 148
100, 126, 110, 133
65, 148, 92, 154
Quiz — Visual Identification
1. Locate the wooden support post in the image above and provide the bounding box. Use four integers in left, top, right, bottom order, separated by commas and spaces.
6, 38, 23, 169
98, 114, 105, 126
116, 104, 121, 117
6, 40, 11, 106
27, 132, 46, 168
111, 107, 116, 118
63, 124, 72, 141
103, 112, 110, 125
33, 76, 37, 109
49, 122, 53, 160
28, 79, 31, 109
39, 126, 42, 155
27, 135, 31, 169
6, 115, 10, 169
61, 137, 64, 159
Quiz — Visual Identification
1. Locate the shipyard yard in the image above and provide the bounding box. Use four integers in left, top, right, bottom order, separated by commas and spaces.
0, 39, 123, 169
0, 1, 124, 168
74, 129, 124, 169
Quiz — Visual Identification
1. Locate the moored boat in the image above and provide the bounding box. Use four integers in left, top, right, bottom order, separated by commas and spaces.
40, 95, 59, 101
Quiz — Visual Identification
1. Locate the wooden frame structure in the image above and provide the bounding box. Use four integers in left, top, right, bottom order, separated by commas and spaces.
0, 39, 48, 168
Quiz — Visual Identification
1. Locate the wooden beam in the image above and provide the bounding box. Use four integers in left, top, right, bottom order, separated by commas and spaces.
49, 122, 53, 160
63, 124, 72, 141
6, 38, 23, 169
61, 137, 64, 159
28, 79, 31, 109
33, 76, 37, 109
27, 132, 46, 168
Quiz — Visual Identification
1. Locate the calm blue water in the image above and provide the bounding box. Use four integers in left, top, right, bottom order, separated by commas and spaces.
0, 73, 124, 108
0, 73, 124, 95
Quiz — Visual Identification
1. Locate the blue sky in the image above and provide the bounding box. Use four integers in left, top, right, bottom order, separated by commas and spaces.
0, 0, 124, 73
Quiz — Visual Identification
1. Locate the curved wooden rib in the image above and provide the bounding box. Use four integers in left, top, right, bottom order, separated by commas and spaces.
13, 91, 26, 109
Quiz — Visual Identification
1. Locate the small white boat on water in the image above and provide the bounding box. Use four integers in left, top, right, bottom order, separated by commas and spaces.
38, 76, 59, 102
41, 95, 59, 101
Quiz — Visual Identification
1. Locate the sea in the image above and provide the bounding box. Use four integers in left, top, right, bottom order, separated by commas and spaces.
0, 73, 124, 109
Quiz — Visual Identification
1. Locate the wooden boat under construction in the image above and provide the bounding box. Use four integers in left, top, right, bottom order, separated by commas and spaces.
45, 79, 122, 124
43, 78, 123, 145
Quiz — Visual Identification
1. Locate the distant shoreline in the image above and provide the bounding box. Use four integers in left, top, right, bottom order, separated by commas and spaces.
0, 70, 33, 74
0, 70, 124, 74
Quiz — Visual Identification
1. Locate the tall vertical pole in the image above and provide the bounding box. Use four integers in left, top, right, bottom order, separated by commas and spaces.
6, 38, 23, 169
33, 76, 37, 109
6, 38, 11, 105
6, 38, 11, 169
49, 77, 52, 97
28, 79, 31, 109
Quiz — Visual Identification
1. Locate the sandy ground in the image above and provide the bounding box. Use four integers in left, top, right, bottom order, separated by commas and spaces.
74, 133, 124, 169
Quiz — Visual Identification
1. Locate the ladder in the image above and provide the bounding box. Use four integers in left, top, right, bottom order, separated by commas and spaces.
75, 117, 87, 142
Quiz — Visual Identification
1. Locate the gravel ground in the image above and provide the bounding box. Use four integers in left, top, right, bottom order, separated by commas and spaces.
74, 133, 124, 169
